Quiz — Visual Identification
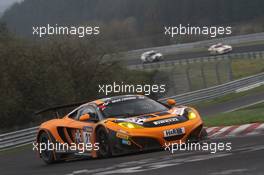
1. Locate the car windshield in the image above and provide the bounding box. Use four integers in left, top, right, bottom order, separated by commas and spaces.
100, 97, 168, 118
148, 52, 157, 56
214, 44, 223, 48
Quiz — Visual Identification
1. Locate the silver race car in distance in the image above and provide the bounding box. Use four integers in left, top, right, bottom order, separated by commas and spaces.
208, 43, 232, 55
141, 50, 163, 63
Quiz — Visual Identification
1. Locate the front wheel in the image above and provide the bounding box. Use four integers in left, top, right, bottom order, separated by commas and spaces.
96, 127, 112, 158
199, 128, 208, 140
38, 132, 56, 164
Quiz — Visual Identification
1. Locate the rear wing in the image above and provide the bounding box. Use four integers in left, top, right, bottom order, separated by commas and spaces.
35, 100, 88, 117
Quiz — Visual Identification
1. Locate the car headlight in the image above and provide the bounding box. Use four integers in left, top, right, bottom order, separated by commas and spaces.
118, 122, 143, 129
188, 111, 197, 120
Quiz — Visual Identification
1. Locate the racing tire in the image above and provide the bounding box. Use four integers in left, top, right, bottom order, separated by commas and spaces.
199, 128, 208, 140
154, 58, 160, 62
96, 127, 113, 158
38, 132, 57, 164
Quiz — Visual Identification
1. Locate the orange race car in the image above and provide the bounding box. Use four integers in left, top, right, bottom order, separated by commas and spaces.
35, 95, 207, 164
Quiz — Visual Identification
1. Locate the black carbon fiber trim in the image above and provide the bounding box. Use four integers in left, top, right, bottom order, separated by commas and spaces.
57, 127, 69, 144
163, 134, 185, 141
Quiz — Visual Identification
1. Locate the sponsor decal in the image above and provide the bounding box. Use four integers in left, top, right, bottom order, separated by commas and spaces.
121, 139, 131, 145
82, 126, 93, 144
75, 129, 82, 143
116, 132, 129, 140
163, 127, 185, 137
111, 96, 138, 103
172, 107, 186, 115
116, 116, 152, 125
127, 116, 147, 125
153, 117, 179, 125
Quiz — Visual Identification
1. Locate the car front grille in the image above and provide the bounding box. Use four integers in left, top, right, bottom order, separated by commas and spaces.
131, 137, 161, 149
163, 134, 185, 142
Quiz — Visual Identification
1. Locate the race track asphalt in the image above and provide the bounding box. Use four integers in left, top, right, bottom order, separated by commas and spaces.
199, 90, 264, 117
1, 134, 263, 175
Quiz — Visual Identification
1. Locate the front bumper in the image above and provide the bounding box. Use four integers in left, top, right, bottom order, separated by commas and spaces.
108, 118, 204, 156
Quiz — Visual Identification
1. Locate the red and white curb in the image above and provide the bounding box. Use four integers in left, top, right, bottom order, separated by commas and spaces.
206, 123, 264, 138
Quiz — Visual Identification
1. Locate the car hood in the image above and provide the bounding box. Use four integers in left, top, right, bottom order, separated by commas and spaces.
108, 106, 188, 126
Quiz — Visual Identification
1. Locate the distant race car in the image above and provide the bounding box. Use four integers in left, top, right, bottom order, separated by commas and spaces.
35, 95, 207, 164
141, 50, 163, 63
208, 43, 232, 55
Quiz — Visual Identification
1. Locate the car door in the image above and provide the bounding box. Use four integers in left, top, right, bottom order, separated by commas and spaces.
59, 105, 99, 153
73, 105, 99, 145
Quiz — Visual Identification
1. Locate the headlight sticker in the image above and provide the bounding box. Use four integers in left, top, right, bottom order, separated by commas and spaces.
172, 107, 186, 115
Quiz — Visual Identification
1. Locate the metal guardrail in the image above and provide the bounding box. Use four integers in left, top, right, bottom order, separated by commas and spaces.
0, 72, 264, 151
0, 127, 38, 151
159, 72, 264, 104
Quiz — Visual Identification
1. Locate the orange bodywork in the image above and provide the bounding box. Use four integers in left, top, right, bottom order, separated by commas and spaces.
36, 95, 204, 160
104, 107, 202, 146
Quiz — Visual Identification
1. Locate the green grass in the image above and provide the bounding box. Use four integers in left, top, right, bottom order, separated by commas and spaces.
156, 57, 263, 93
232, 58, 264, 79
158, 61, 231, 91
233, 40, 264, 48
203, 102, 264, 127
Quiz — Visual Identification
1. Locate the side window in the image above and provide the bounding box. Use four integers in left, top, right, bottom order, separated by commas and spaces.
77, 106, 98, 120
68, 110, 78, 119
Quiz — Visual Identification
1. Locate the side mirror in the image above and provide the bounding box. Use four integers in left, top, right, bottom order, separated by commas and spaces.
79, 113, 90, 121
167, 99, 176, 106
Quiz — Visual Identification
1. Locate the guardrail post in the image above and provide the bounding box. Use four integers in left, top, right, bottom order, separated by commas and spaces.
215, 61, 221, 85
201, 62, 207, 88
185, 63, 192, 91
227, 58, 233, 81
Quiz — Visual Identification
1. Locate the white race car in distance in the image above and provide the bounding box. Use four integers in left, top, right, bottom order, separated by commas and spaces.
208, 43, 232, 55
141, 50, 163, 63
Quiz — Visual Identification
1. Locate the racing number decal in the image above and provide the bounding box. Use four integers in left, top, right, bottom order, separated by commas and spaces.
74, 127, 93, 144
82, 127, 93, 144
75, 129, 82, 143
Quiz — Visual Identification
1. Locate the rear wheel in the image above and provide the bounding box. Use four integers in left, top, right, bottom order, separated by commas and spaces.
96, 127, 112, 158
38, 132, 56, 164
